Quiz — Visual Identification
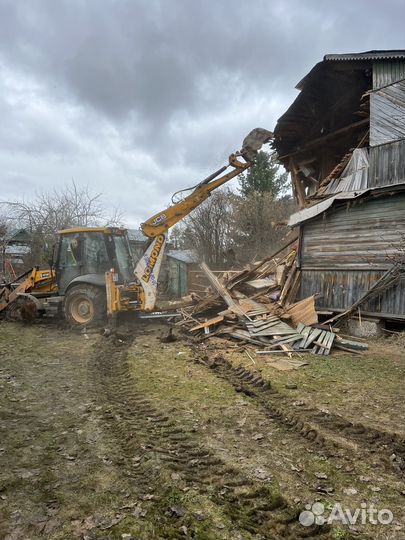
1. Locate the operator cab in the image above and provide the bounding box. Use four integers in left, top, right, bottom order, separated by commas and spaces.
56, 227, 134, 294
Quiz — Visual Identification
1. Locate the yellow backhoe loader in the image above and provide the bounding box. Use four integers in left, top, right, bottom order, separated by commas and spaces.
0, 129, 273, 327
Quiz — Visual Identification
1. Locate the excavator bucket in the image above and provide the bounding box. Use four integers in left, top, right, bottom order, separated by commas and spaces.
240, 128, 274, 162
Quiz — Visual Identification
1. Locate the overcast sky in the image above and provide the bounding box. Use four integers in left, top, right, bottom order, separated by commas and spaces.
1, 0, 404, 227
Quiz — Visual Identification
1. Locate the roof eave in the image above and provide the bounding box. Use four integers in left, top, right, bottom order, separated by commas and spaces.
288, 182, 405, 227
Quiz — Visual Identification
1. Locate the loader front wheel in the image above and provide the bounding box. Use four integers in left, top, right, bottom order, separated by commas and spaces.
64, 285, 106, 327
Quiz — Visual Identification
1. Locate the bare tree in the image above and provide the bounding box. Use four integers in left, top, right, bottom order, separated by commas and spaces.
231, 192, 297, 262
1, 182, 124, 267
0, 212, 11, 280
173, 188, 297, 267
174, 189, 237, 268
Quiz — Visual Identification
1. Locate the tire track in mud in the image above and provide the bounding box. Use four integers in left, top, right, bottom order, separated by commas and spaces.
89, 337, 324, 539
196, 352, 404, 475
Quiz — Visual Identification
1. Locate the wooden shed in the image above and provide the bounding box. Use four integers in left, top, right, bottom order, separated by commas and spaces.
166, 250, 198, 298
273, 50, 405, 321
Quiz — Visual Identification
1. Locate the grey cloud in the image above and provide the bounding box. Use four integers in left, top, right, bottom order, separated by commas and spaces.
0, 0, 403, 223
0, 0, 364, 123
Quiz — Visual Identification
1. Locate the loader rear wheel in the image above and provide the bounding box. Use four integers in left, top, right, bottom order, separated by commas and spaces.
64, 285, 106, 327
4, 301, 22, 321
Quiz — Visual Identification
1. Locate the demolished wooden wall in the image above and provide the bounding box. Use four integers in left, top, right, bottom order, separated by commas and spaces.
297, 192, 405, 319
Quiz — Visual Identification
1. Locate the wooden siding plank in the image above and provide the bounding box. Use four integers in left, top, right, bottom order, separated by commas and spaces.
300, 271, 405, 317
370, 80, 405, 146
369, 139, 405, 187
301, 194, 405, 270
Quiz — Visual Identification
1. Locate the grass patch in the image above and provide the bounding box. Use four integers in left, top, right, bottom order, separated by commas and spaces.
224, 342, 404, 435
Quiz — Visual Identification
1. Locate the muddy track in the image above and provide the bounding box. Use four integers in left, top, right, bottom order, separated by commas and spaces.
196, 352, 404, 474
89, 336, 327, 538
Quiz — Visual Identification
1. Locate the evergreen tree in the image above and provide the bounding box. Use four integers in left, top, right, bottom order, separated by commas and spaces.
239, 151, 289, 198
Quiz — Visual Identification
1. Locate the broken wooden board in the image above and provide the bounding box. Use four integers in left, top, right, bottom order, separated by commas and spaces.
178, 257, 370, 358
200, 262, 250, 319
302, 327, 322, 348
334, 337, 369, 351
294, 324, 323, 349
246, 316, 299, 337
245, 278, 277, 290
286, 295, 318, 326
312, 330, 335, 355
191, 294, 222, 315
190, 315, 225, 331
225, 235, 298, 290
284, 269, 301, 306
279, 261, 297, 305
276, 264, 288, 287
225, 329, 270, 346
323, 332, 336, 355
257, 334, 305, 349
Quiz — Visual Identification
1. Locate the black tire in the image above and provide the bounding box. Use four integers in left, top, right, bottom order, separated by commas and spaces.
4, 301, 22, 321
64, 284, 106, 327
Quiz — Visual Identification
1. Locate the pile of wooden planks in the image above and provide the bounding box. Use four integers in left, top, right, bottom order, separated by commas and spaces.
295, 324, 336, 355
176, 240, 368, 358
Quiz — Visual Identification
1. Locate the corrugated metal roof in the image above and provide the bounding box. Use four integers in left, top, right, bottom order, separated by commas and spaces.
167, 249, 198, 264
288, 191, 367, 226
324, 148, 369, 195
324, 50, 405, 61
5, 245, 30, 255
127, 228, 148, 242
288, 182, 405, 226
295, 51, 405, 90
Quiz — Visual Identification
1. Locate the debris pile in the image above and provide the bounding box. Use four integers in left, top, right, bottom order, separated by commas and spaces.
177, 239, 368, 358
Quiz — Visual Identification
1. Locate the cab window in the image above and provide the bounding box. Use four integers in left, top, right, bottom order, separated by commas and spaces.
113, 235, 133, 282
59, 235, 82, 267
83, 233, 110, 274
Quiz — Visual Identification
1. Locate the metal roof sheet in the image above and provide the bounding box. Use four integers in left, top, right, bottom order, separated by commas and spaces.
288, 191, 367, 227
5, 245, 30, 255
127, 228, 148, 242
324, 50, 405, 61
288, 182, 405, 226
167, 249, 198, 264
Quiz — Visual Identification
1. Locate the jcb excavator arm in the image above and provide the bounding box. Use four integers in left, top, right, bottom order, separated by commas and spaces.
109, 128, 274, 315
141, 154, 250, 238
129, 154, 251, 311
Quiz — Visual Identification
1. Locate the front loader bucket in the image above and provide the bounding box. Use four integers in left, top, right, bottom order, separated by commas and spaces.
240, 127, 274, 162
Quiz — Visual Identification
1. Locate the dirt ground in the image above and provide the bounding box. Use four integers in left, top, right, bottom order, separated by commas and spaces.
0, 320, 404, 539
